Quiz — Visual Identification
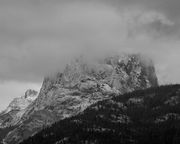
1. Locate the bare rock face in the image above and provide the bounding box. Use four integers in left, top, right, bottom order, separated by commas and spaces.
0, 90, 38, 128
3, 54, 158, 144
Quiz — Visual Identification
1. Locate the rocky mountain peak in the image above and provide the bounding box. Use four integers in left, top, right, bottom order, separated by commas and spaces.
33, 54, 158, 109
7, 90, 38, 111
2, 54, 158, 144
0, 89, 38, 128
24, 89, 38, 100
41, 54, 157, 94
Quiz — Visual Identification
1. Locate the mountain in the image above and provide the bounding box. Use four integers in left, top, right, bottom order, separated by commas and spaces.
0, 89, 38, 144
20, 85, 180, 144
2, 54, 158, 144
0, 89, 38, 128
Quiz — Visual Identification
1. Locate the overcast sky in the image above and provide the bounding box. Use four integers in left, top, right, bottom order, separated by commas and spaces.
0, 0, 180, 110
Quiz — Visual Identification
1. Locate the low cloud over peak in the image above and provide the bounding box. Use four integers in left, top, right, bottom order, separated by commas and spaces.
0, 0, 179, 85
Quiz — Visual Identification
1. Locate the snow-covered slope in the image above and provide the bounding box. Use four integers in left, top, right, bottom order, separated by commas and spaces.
0, 90, 38, 128
3, 54, 158, 144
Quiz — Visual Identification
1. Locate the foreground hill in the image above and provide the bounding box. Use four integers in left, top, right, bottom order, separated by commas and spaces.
21, 85, 180, 144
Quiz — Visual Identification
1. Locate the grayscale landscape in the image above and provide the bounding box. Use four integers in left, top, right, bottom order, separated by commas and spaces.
0, 0, 180, 144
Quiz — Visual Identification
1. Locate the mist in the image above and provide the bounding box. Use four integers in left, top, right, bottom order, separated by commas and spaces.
0, 0, 180, 85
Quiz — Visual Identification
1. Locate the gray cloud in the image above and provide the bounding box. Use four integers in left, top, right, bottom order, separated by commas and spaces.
0, 0, 180, 84
100, 0, 180, 18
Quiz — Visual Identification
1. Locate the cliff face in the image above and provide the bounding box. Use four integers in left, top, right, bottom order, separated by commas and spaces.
3, 54, 158, 144
34, 54, 157, 110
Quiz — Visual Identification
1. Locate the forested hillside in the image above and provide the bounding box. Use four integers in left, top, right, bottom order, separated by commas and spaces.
20, 85, 180, 144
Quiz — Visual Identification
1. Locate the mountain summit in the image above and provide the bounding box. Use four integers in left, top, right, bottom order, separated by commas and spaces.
2, 54, 158, 144
0, 89, 38, 128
